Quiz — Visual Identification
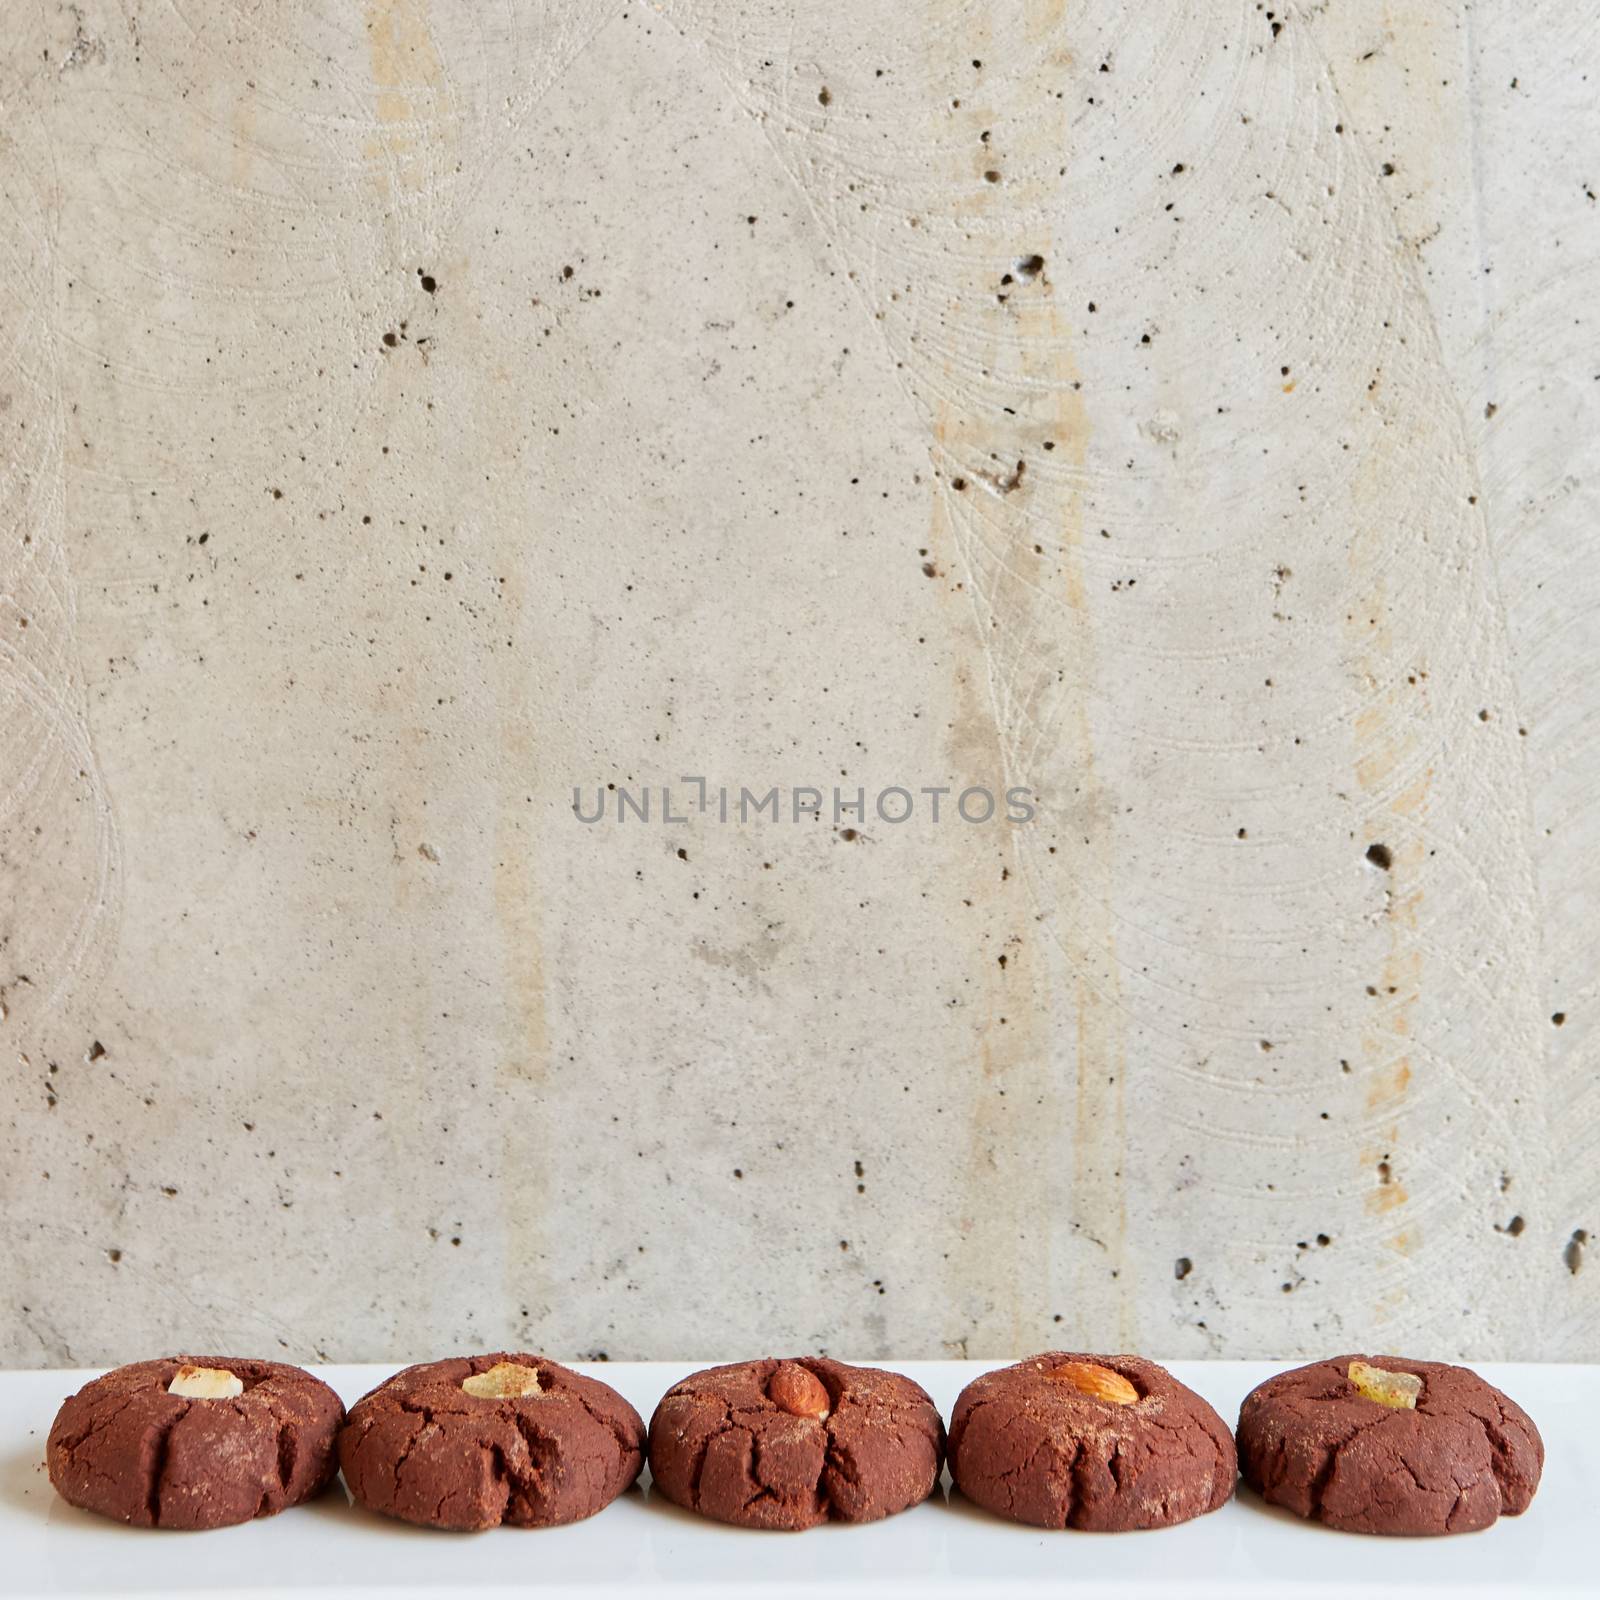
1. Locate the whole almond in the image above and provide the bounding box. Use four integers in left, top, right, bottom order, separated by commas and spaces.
768, 1361, 830, 1419
1048, 1360, 1139, 1406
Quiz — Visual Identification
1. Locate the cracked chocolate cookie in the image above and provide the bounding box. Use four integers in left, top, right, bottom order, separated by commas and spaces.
647, 1357, 944, 1530
46, 1356, 344, 1529
948, 1353, 1236, 1530
338, 1354, 644, 1531
1237, 1355, 1543, 1535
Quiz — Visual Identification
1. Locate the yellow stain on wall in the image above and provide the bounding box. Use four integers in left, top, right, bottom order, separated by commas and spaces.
1348, 550, 1431, 1286
363, 0, 450, 192
939, 0, 1132, 1351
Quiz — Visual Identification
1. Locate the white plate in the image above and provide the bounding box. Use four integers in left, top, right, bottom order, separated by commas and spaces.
2, 1361, 1589, 1598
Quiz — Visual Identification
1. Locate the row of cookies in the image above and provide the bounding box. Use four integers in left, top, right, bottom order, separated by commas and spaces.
45, 1350, 1542, 1537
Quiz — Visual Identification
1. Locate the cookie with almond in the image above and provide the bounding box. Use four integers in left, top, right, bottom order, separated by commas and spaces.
948, 1352, 1235, 1529
647, 1357, 943, 1530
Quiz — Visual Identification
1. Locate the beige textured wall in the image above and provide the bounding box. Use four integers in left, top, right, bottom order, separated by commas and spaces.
2, 0, 1595, 1366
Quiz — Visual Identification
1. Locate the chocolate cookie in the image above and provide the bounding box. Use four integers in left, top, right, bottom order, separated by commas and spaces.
647, 1357, 944, 1530
339, 1354, 644, 1530
948, 1353, 1235, 1530
1236, 1355, 1543, 1535
46, 1356, 344, 1529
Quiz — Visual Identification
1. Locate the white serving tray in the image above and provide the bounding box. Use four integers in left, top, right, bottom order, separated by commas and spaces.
1, 1361, 1590, 1598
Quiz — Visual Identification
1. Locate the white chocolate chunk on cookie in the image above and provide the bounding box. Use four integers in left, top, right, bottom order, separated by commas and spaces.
168, 1364, 244, 1400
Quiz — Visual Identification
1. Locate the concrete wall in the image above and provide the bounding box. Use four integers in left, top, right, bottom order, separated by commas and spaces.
2, 0, 1595, 1366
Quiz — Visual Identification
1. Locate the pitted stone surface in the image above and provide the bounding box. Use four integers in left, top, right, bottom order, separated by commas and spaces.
0, 3, 1595, 1366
